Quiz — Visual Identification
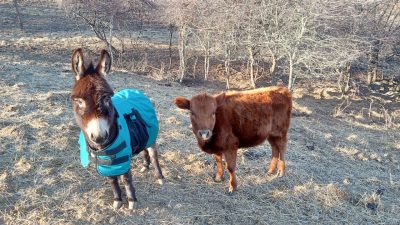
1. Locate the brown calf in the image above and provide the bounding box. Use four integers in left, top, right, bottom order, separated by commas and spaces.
175, 86, 292, 193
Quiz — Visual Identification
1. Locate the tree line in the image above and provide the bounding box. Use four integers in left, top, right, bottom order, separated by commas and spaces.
13, 0, 400, 90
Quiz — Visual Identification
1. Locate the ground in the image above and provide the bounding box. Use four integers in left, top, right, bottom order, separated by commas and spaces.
0, 2, 399, 225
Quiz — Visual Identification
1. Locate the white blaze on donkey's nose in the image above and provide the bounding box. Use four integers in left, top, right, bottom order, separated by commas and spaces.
86, 118, 109, 144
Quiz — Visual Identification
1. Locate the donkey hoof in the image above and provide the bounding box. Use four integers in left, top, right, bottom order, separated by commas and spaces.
113, 200, 122, 209
128, 201, 136, 210
157, 178, 164, 185
140, 166, 148, 173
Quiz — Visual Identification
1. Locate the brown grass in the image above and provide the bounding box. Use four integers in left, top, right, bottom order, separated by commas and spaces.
0, 2, 399, 225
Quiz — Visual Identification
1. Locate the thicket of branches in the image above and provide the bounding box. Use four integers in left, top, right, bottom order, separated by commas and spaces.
58, 0, 400, 90
58, 0, 156, 61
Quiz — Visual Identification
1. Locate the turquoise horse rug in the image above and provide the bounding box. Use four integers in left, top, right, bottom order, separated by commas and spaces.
79, 89, 159, 177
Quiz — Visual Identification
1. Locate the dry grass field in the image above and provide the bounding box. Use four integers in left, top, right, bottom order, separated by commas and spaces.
1, 2, 399, 224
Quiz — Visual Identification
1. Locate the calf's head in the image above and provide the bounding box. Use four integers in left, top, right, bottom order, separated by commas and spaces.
175, 93, 225, 142
70, 48, 116, 149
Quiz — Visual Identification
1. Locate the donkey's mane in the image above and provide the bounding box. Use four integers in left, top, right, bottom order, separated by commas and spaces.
83, 63, 97, 76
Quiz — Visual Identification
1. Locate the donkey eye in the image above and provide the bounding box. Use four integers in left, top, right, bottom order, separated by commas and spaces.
104, 97, 111, 105
75, 98, 85, 108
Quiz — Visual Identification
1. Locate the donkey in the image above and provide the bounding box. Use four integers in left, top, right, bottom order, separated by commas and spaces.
70, 48, 164, 209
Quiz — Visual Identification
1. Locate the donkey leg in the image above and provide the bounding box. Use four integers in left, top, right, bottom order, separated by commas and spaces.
121, 171, 138, 210
147, 143, 164, 185
140, 149, 151, 173
107, 176, 122, 209
214, 153, 224, 182
224, 149, 238, 194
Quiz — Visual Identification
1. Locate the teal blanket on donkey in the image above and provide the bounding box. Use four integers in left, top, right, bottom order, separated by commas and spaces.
79, 89, 159, 177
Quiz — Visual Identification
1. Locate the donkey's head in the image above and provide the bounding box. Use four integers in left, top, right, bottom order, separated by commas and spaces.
70, 48, 116, 149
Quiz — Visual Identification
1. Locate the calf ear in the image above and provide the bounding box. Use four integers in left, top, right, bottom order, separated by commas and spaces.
174, 97, 190, 110
96, 49, 112, 76
215, 92, 225, 107
71, 48, 86, 81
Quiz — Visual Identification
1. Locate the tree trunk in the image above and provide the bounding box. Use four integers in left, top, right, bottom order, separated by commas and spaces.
204, 31, 210, 81
367, 39, 381, 84
13, 0, 23, 30
269, 51, 276, 76
168, 24, 174, 70
337, 64, 351, 98
193, 56, 198, 79
108, 14, 114, 63
288, 54, 294, 90
178, 26, 187, 83
248, 46, 255, 88
224, 45, 231, 90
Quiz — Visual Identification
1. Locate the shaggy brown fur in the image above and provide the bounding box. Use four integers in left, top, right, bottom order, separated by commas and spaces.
175, 86, 292, 193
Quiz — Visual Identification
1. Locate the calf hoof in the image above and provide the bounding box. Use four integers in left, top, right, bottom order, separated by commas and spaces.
277, 170, 285, 178
113, 200, 122, 209
267, 169, 276, 176
214, 176, 223, 182
228, 186, 237, 194
226, 190, 236, 196
157, 178, 164, 185
140, 166, 149, 173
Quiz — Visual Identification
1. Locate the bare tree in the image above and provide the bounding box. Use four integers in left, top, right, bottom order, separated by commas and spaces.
161, 0, 198, 82
362, 0, 400, 84
59, 0, 155, 57
158, 0, 400, 89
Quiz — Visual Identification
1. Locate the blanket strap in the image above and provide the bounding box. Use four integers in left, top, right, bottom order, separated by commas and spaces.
87, 141, 129, 167
90, 141, 127, 156
95, 155, 130, 166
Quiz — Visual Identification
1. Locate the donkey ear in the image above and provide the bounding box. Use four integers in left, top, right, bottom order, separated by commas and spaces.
215, 92, 225, 107
71, 48, 86, 81
96, 49, 111, 76
175, 97, 190, 110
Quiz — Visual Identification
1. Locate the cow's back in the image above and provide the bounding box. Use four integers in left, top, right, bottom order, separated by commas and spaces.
219, 86, 292, 148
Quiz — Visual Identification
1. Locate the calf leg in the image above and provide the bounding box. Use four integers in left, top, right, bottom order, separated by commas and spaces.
268, 136, 287, 177
140, 149, 151, 173
106, 176, 122, 209
147, 143, 164, 185
277, 137, 287, 177
121, 171, 138, 210
214, 153, 224, 182
223, 149, 238, 193
267, 137, 280, 175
